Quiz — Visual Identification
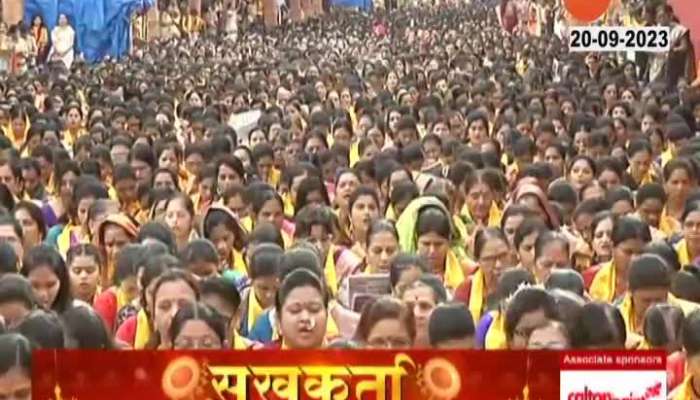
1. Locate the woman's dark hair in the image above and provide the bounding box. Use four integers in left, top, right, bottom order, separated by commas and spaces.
202, 209, 246, 251
663, 157, 696, 182
16, 309, 65, 349
570, 302, 627, 349
248, 185, 283, 217
0, 243, 18, 275
348, 186, 380, 212
682, 309, 700, 356
0, 274, 36, 312
611, 216, 651, 246
249, 222, 285, 249
249, 243, 284, 280
153, 168, 181, 191
0, 333, 33, 375
494, 267, 536, 308
199, 277, 242, 316
389, 253, 431, 290
474, 227, 508, 260
21, 244, 72, 313
169, 302, 227, 348
354, 296, 415, 343
500, 204, 535, 232
567, 155, 597, 176
629, 254, 671, 291
164, 192, 194, 218
534, 231, 570, 261
391, 180, 420, 209
606, 186, 634, 208
513, 218, 548, 250
275, 268, 329, 314
428, 303, 475, 346
416, 205, 451, 240
62, 306, 114, 349
13, 200, 47, 241
643, 303, 683, 350
545, 269, 585, 297
54, 159, 81, 194
180, 239, 219, 266
682, 200, 700, 222
295, 176, 331, 214
113, 244, 142, 285
672, 266, 700, 302
137, 221, 178, 255
66, 242, 103, 277
366, 219, 399, 247
504, 287, 559, 341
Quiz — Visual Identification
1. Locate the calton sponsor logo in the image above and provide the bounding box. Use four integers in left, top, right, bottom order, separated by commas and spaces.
561, 371, 666, 400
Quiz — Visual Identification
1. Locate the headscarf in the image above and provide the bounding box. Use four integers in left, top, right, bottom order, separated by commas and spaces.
511, 180, 560, 229
97, 213, 139, 285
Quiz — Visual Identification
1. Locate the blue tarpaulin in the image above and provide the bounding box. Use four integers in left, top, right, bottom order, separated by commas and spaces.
24, 0, 154, 63
331, 0, 373, 11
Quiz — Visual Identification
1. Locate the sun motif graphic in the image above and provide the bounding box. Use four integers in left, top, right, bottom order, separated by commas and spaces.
416, 358, 461, 400
161, 356, 201, 399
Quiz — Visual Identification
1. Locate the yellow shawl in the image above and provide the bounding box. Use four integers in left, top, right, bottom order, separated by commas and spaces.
246, 289, 265, 335
4, 115, 30, 149
460, 201, 503, 228
674, 374, 695, 400
282, 192, 295, 217
661, 207, 682, 237
231, 249, 247, 276
324, 245, 339, 296
134, 309, 151, 350
268, 168, 281, 188
57, 224, 87, 259
349, 141, 360, 167
231, 330, 252, 350
484, 310, 507, 350
627, 166, 657, 186
444, 249, 466, 291
590, 260, 617, 303
618, 293, 640, 335
468, 268, 487, 323
676, 239, 692, 267
61, 127, 87, 151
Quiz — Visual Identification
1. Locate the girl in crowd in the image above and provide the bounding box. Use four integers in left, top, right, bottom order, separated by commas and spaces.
274, 268, 329, 349
13, 201, 46, 251
164, 193, 197, 252
396, 197, 467, 292
66, 244, 102, 304
148, 269, 199, 349
202, 205, 247, 275
21, 244, 73, 314
170, 302, 227, 350
354, 296, 415, 349
455, 228, 509, 322
589, 216, 651, 302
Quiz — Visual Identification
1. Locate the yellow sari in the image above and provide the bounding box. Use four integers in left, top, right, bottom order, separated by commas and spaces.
134, 309, 151, 350
468, 268, 487, 323
245, 289, 265, 335
484, 311, 507, 350
676, 239, 693, 267
589, 261, 618, 303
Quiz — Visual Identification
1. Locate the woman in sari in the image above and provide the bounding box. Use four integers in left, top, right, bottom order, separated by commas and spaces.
454, 228, 510, 322
49, 14, 75, 69
589, 217, 651, 303
275, 268, 329, 349
671, 309, 700, 399
31, 15, 49, 64
396, 196, 469, 293
676, 202, 700, 267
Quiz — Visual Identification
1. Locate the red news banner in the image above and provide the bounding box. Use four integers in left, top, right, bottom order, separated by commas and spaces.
32, 350, 664, 399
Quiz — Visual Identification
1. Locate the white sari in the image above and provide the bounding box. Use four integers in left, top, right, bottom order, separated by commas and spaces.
49, 25, 75, 69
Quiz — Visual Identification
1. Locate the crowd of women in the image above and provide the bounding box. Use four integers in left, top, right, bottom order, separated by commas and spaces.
1, 0, 700, 398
